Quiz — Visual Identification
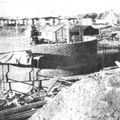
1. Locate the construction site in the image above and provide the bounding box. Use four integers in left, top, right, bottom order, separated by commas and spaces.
1, 6, 120, 120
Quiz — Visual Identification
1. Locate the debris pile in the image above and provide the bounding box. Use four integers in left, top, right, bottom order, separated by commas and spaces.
0, 78, 73, 120
0, 89, 47, 110
29, 69, 120, 120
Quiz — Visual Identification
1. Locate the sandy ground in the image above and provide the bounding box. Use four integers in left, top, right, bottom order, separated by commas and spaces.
29, 68, 120, 120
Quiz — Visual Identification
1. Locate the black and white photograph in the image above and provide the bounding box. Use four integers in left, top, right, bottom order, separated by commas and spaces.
0, 0, 120, 120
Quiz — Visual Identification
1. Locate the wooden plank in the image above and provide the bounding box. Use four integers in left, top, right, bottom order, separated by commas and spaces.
0, 109, 37, 120
0, 100, 46, 117
115, 61, 120, 68
60, 75, 83, 81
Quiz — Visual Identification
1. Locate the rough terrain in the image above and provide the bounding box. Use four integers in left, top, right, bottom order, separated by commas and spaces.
29, 68, 120, 120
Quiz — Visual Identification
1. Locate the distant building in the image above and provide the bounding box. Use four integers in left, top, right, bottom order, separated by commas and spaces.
77, 14, 94, 25
0, 18, 16, 27
96, 10, 120, 26
40, 25, 67, 43
40, 16, 60, 26
70, 25, 99, 42
67, 17, 77, 24
80, 18, 93, 25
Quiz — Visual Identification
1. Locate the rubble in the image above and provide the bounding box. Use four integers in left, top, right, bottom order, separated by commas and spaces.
0, 88, 47, 110
0, 87, 48, 120
0, 76, 73, 120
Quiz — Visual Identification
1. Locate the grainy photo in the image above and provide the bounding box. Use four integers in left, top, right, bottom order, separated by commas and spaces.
0, 0, 120, 120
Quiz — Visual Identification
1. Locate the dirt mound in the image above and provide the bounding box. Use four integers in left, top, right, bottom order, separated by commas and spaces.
29, 70, 120, 120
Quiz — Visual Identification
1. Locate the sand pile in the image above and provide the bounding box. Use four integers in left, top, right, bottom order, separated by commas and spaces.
29, 69, 120, 120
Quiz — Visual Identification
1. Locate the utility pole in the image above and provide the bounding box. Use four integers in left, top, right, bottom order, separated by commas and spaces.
79, 26, 83, 41
66, 22, 70, 43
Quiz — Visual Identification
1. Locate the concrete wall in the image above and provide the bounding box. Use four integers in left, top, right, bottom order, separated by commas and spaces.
97, 50, 120, 69
31, 40, 98, 77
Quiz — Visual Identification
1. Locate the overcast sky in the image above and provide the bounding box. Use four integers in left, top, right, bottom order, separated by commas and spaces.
0, 0, 120, 17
